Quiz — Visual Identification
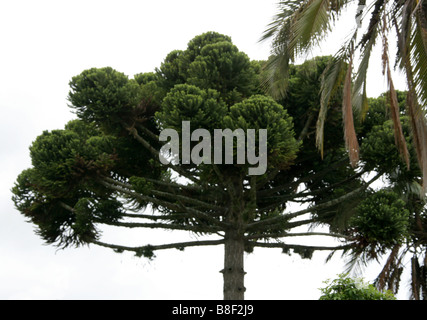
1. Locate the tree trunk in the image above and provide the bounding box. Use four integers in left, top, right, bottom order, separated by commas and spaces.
222, 229, 246, 300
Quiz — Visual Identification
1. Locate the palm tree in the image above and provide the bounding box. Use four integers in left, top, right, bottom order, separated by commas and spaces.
261, 0, 427, 194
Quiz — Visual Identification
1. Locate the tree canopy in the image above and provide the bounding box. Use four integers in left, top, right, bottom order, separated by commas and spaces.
12, 31, 427, 299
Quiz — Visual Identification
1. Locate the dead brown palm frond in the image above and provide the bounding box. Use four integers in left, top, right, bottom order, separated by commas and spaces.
375, 244, 403, 293
382, 13, 411, 168
317, 31, 358, 159
387, 73, 411, 169
342, 52, 360, 168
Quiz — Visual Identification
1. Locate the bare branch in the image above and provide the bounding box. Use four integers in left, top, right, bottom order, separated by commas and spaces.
247, 172, 383, 232
245, 231, 349, 240
125, 125, 199, 184
92, 239, 225, 254
121, 212, 184, 220
103, 176, 225, 213
137, 124, 160, 142
249, 241, 349, 252
257, 157, 349, 198
95, 219, 222, 233
151, 189, 225, 212
260, 168, 369, 208
99, 178, 230, 229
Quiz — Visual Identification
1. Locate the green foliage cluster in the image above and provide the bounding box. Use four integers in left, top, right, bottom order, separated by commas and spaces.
12, 120, 123, 247
224, 95, 299, 171
319, 274, 396, 300
361, 119, 417, 172
68, 67, 142, 131
157, 32, 258, 105
350, 190, 410, 250
157, 84, 227, 131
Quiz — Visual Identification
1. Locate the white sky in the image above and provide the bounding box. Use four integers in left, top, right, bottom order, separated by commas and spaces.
0, 0, 410, 300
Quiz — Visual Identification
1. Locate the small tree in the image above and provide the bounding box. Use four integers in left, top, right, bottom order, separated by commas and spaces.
13, 33, 397, 300
319, 274, 396, 300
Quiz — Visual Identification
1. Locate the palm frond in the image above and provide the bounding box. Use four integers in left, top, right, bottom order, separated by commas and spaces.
260, 0, 303, 43
342, 53, 360, 168
412, 4, 427, 106
261, 44, 292, 98
261, 0, 350, 98
375, 244, 403, 293
387, 72, 411, 168
289, 0, 332, 55
395, 0, 427, 192
395, 0, 414, 64
352, 41, 374, 120
382, 15, 411, 168
343, 246, 370, 276
317, 30, 357, 157
352, 0, 384, 119
407, 89, 427, 192
317, 55, 347, 156
360, 0, 387, 46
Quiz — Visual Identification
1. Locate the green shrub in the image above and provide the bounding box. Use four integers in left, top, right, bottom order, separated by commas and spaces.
319, 274, 396, 300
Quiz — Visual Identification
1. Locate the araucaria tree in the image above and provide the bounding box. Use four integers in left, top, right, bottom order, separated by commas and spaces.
13, 32, 417, 299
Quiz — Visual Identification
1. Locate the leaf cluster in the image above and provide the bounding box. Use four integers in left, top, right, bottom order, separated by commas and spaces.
12, 120, 123, 247
349, 190, 410, 249
319, 273, 396, 300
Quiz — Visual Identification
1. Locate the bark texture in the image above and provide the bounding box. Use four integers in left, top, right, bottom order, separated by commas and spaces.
222, 230, 246, 300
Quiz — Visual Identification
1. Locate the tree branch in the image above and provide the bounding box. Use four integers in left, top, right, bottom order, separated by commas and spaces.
137, 123, 160, 142
121, 212, 188, 220
247, 172, 383, 232
99, 178, 230, 229
151, 189, 225, 213
260, 168, 369, 208
249, 241, 349, 252
245, 231, 350, 240
257, 157, 349, 198
125, 125, 200, 184
95, 219, 222, 233
143, 176, 205, 193
103, 176, 225, 213
92, 238, 225, 255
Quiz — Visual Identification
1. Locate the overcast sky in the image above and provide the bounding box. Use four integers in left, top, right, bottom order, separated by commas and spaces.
0, 0, 410, 300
